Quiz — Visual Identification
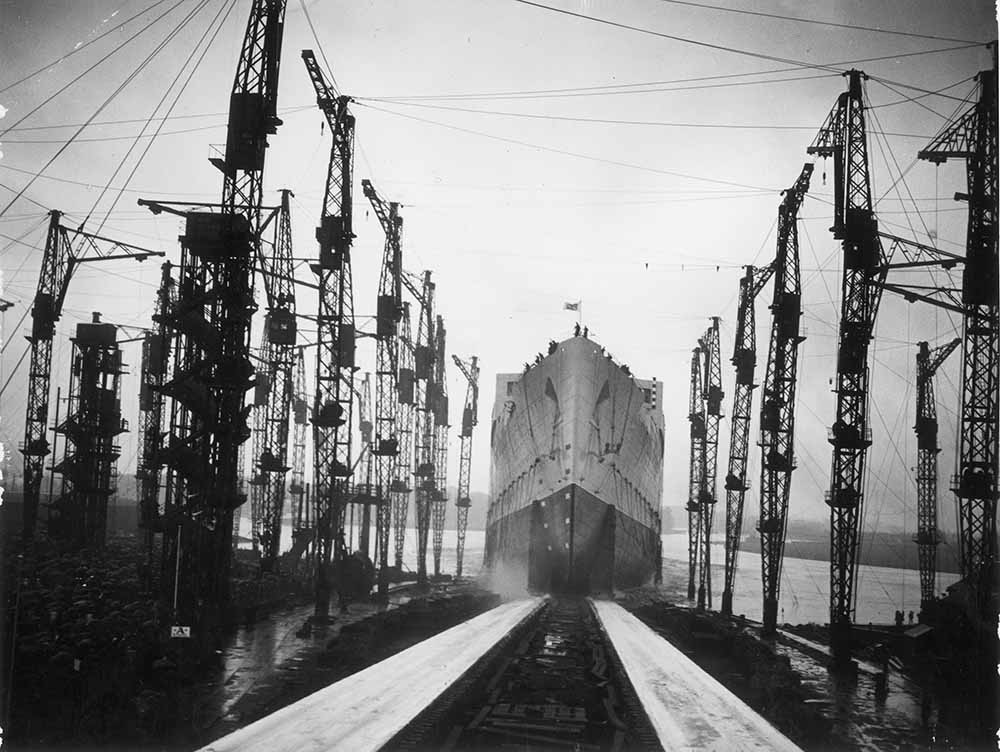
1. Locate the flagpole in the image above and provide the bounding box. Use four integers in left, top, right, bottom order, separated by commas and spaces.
577, 300, 582, 325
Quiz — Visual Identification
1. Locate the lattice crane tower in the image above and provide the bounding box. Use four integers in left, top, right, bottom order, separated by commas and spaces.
363, 179, 403, 600
757, 163, 812, 635
453, 354, 480, 578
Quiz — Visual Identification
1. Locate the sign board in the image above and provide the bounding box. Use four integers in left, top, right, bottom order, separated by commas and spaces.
171, 626, 191, 638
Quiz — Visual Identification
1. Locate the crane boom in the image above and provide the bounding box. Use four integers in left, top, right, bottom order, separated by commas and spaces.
757, 163, 812, 634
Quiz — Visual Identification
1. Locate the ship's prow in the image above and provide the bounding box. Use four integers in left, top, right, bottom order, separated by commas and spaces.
485, 334, 664, 593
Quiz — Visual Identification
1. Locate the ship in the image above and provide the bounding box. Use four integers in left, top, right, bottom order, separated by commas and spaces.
485, 333, 665, 593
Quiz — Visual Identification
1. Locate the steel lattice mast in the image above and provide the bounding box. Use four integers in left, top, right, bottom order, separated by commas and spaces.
303, 50, 357, 619
697, 317, 723, 610
808, 70, 889, 662
686, 345, 704, 599
363, 179, 403, 600
137, 261, 174, 573
917, 57, 998, 613
393, 303, 416, 570
431, 314, 449, 577
720, 263, 774, 617
21, 213, 161, 539
453, 354, 479, 578
757, 163, 812, 634
251, 189, 297, 572
914, 338, 961, 611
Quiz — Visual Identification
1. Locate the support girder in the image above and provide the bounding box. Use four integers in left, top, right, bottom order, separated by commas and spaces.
393, 305, 415, 569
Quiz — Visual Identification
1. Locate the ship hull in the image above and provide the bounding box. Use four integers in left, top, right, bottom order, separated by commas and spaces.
485, 483, 661, 593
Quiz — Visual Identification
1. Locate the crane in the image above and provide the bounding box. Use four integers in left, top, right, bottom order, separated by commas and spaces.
21, 210, 162, 539
354, 372, 375, 558
303, 49, 357, 618
697, 317, 723, 610
135, 0, 286, 647
756, 163, 812, 634
720, 263, 774, 617
914, 338, 961, 612
407, 271, 436, 585
808, 70, 890, 663
363, 178, 403, 599
686, 345, 704, 600
393, 303, 416, 571
430, 315, 450, 577
137, 261, 174, 579
452, 354, 480, 578
918, 55, 998, 613
286, 346, 312, 569
250, 188, 296, 573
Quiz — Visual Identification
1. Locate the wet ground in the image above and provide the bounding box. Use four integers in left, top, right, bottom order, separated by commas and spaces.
625, 557, 995, 752
189, 581, 500, 750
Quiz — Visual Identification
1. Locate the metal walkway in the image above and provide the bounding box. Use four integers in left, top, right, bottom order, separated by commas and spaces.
199, 597, 543, 752
591, 600, 801, 752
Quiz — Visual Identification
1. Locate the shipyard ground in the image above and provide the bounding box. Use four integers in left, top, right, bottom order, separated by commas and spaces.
5, 537, 996, 750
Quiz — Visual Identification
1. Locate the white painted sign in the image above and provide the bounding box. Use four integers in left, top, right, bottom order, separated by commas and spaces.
170, 626, 191, 638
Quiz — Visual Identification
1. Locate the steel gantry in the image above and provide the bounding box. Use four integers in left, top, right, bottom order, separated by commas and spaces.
363, 179, 403, 599
914, 338, 961, 611
303, 49, 357, 620
21, 210, 162, 540
250, 188, 296, 573
720, 263, 774, 617
431, 314, 450, 577
686, 345, 704, 599
697, 318, 723, 610
808, 70, 890, 662
452, 354, 480, 578
757, 163, 812, 634
918, 57, 998, 613
393, 304, 416, 571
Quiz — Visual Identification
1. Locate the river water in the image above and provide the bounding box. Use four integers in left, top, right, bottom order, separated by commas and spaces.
250, 517, 951, 625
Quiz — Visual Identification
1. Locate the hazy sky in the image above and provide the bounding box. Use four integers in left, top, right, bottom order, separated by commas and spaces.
0, 1, 996, 542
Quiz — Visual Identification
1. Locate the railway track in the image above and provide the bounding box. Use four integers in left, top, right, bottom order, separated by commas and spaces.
385, 597, 662, 751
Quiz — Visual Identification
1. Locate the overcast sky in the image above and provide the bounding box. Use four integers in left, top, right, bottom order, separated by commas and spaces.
0, 0, 995, 541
